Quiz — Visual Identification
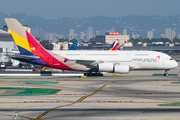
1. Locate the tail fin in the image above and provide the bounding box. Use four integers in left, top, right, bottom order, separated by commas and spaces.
5, 18, 73, 70
108, 41, 119, 50
69, 41, 78, 50
5, 18, 46, 55
116, 43, 125, 50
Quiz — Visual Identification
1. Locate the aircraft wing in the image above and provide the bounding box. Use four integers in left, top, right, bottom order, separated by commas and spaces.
9, 54, 39, 60
74, 60, 104, 66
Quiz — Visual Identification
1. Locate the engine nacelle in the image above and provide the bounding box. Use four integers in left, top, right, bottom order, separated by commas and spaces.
114, 64, 129, 74
98, 63, 129, 74
98, 63, 114, 72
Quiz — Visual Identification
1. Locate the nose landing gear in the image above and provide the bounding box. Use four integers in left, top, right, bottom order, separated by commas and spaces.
164, 70, 168, 76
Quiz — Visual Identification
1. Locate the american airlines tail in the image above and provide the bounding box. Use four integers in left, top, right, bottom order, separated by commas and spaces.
5, 18, 73, 70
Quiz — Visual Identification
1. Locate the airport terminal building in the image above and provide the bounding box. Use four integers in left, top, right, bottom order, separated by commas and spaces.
0, 28, 15, 52
0, 25, 31, 53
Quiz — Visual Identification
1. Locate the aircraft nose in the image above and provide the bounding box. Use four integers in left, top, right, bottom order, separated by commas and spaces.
173, 60, 178, 68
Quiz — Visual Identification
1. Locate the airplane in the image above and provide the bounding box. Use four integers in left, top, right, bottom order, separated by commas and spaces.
69, 41, 78, 50
108, 41, 119, 50
5, 18, 178, 76
116, 43, 125, 50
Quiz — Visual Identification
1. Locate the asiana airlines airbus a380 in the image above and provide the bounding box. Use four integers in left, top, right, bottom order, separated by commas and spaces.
5, 18, 178, 76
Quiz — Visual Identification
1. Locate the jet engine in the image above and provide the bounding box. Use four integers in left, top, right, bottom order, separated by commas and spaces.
114, 64, 129, 74
97, 63, 129, 74
98, 63, 114, 72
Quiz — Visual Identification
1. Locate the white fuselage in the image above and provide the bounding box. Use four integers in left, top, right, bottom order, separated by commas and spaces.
52, 50, 178, 70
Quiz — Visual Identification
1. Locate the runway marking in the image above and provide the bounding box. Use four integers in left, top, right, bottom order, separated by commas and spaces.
97, 101, 133, 103
57, 79, 80, 81
0, 113, 34, 120
39, 111, 116, 120
56, 94, 87, 95
156, 79, 180, 81
136, 93, 167, 95
24, 101, 60, 103
34, 82, 115, 120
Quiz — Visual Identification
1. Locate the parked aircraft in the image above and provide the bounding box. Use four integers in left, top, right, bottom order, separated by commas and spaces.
116, 43, 125, 50
108, 41, 119, 50
69, 41, 78, 50
5, 18, 178, 76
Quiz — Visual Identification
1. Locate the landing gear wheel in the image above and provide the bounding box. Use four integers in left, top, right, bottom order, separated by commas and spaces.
164, 70, 169, 76
164, 73, 168, 76
84, 72, 103, 76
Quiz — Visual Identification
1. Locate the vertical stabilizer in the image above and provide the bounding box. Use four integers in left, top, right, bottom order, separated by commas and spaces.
108, 41, 119, 50
116, 43, 125, 50
69, 41, 78, 50
5, 18, 73, 70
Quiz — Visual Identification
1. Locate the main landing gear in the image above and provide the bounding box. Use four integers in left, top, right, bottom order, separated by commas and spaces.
84, 72, 103, 76
164, 70, 168, 76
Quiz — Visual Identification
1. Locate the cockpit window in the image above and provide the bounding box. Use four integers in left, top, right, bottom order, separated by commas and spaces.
170, 58, 173, 60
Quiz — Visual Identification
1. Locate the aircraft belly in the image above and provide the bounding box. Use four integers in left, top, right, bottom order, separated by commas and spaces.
65, 61, 90, 71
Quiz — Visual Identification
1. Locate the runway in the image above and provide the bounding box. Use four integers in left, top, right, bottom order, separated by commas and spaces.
0, 68, 180, 119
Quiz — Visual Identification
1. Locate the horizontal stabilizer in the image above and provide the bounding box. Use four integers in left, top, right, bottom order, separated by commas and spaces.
9, 54, 39, 60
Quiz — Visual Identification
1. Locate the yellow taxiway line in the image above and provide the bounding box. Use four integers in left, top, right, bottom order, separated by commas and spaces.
34, 82, 115, 120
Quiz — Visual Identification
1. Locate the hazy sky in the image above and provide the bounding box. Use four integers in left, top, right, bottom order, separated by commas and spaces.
0, 0, 179, 19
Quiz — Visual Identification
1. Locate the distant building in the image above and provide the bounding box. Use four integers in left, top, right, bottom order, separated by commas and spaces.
96, 31, 100, 35
132, 32, 134, 38
123, 29, 127, 35
160, 34, 165, 38
87, 27, 93, 41
165, 28, 176, 40
52, 42, 68, 50
39, 28, 44, 39
134, 34, 140, 39
69, 29, 74, 40
147, 31, 153, 40
80, 32, 84, 41
57, 34, 64, 39
178, 34, 180, 39
43, 32, 49, 40
48, 33, 57, 40
165, 28, 172, 40
0, 25, 31, 52
31, 28, 39, 38
171, 30, 176, 40
95, 32, 129, 44
31, 27, 44, 40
